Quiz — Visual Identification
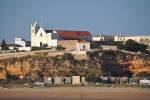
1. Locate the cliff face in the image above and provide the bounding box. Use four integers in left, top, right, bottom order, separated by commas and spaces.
128, 59, 150, 74
0, 51, 150, 80
0, 61, 30, 79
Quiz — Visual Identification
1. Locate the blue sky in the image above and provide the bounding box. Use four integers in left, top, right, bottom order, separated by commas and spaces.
0, 0, 150, 42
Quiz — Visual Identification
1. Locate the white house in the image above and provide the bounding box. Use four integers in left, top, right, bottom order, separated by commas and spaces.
92, 34, 104, 41
15, 38, 26, 47
114, 34, 150, 46
92, 34, 114, 41
14, 37, 31, 51
114, 34, 125, 42
57, 40, 90, 51
77, 40, 90, 51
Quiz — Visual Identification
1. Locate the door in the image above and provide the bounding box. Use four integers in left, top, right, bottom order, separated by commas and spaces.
40, 42, 43, 47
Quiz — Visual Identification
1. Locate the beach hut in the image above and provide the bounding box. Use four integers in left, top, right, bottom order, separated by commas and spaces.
54, 77, 63, 84
72, 76, 80, 85
120, 77, 129, 83
46, 77, 53, 84
109, 77, 117, 83
81, 77, 86, 85
63, 77, 71, 84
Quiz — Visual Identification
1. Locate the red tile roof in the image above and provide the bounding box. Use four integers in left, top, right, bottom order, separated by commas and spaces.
56, 30, 92, 39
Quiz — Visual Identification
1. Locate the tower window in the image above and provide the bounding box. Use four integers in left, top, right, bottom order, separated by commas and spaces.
40, 33, 42, 37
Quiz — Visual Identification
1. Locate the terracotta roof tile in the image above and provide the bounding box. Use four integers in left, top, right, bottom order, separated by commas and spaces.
56, 30, 91, 39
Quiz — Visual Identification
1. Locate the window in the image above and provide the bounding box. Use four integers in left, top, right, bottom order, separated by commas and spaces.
32, 29, 34, 33
40, 33, 42, 37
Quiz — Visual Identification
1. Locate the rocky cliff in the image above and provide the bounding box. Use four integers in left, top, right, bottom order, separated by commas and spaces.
0, 50, 150, 80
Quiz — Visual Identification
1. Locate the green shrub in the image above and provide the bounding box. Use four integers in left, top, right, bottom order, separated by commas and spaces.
31, 46, 51, 51
31, 46, 42, 51
115, 42, 124, 50
86, 73, 99, 83
56, 45, 65, 51
125, 39, 147, 52
1, 39, 9, 50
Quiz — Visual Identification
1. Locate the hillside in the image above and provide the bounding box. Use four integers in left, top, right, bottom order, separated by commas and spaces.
0, 50, 150, 81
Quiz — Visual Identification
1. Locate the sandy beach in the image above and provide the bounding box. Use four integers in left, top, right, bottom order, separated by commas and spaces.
0, 87, 150, 100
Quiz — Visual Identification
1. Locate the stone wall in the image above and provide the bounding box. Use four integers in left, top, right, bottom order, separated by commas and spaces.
0, 50, 87, 61
57, 40, 77, 51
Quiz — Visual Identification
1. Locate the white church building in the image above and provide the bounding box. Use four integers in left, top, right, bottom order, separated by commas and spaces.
31, 22, 58, 47
30, 22, 92, 51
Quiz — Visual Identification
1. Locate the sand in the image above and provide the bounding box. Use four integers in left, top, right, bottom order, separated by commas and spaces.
0, 87, 150, 100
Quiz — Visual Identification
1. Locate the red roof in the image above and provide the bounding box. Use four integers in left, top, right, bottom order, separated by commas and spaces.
56, 30, 91, 39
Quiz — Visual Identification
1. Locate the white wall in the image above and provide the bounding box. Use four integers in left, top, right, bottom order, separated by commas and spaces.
71, 51, 86, 54
92, 35, 104, 41
48, 40, 57, 47
17, 47, 31, 51
114, 35, 125, 42
77, 42, 90, 51
8, 47, 14, 50
101, 45, 117, 50
1, 46, 31, 51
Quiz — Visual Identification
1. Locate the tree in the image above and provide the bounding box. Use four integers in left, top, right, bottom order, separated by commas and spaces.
124, 39, 147, 53
138, 43, 147, 53
90, 41, 99, 49
62, 53, 74, 61
116, 42, 124, 50
1, 39, 9, 50
125, 39, 139, 52
98, 46, 103, 49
